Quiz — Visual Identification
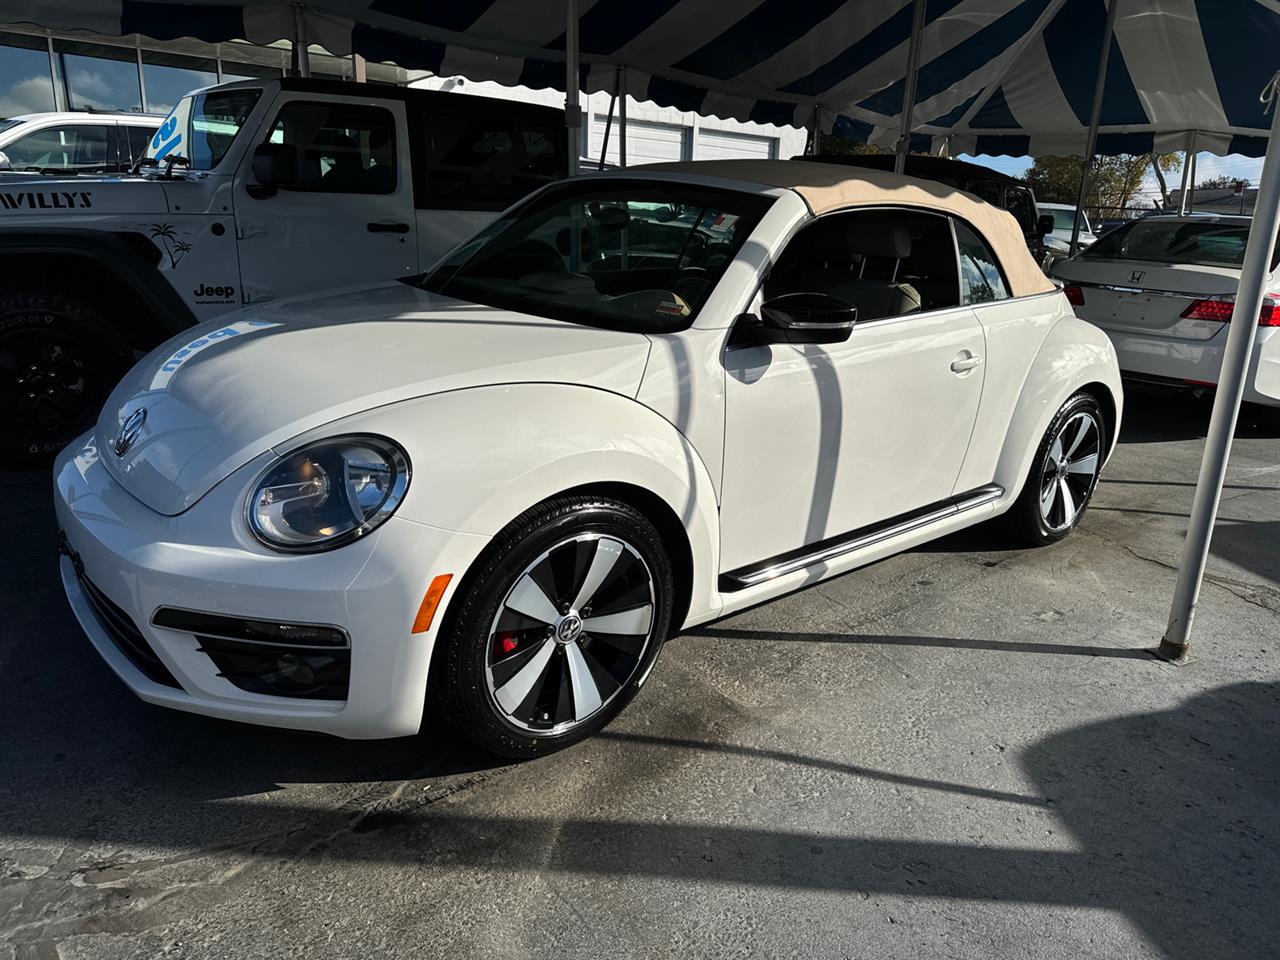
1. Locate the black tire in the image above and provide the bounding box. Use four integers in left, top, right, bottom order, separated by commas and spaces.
1005, 392, 1105, 546
0, 288, 133, 466
432, 495, 674, 758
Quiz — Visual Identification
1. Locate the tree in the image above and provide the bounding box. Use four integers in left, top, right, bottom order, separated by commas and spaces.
1196, 174, 1250, 191
1023, 153, 1179, 213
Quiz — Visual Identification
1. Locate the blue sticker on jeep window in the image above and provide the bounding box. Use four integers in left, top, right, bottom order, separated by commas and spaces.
152, 114, 181, 161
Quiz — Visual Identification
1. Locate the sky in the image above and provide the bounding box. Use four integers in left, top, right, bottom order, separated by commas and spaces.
960, 152, 1266, 207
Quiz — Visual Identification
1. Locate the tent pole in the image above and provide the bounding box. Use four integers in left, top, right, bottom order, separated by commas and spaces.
599, 72, 618, 171
807, 105, 820, 155
292, 5, 310, 78
618, 66, 628, 168
565, 0, 581, 176
1186, 149, 1198, 213
1161, 71, 1280, 662
1177, 130, 1197, 214
1071, 0, 1118, 256
894, 0, 927, 176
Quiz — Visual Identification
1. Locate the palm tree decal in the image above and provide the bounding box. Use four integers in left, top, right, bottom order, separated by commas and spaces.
148, 223, 191, 268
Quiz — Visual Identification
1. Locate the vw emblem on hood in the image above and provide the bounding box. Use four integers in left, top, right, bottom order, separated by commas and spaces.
113, 408, 147, 457
1129, 270, 1145, 284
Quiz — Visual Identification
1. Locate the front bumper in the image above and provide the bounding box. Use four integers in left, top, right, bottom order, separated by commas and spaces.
1102, 326, 1280, 407
53, 434, 490, 739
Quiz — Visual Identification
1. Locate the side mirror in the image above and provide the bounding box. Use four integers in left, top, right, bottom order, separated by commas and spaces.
248, 143, 297, 198
736, 292, 857, 346
1036, 213, 1055, 237
0, 151, 10, 171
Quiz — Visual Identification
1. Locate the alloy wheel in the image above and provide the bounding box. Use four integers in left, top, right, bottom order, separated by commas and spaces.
485, 533, 656, 734
1039, 411, 1101, 532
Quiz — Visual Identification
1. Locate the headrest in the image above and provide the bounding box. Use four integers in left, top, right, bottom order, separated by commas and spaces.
845, 217, 911, 259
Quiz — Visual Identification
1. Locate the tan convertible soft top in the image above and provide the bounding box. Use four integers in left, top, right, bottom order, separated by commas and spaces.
636, 159, 1055, 299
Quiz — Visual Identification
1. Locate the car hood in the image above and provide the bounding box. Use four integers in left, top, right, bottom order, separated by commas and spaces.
0, 172, 171, 214
95, 282, 653, 515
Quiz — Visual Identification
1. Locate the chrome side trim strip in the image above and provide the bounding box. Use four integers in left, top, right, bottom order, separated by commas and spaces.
720, 484, 1004, 591
1068, 280, 1214, 299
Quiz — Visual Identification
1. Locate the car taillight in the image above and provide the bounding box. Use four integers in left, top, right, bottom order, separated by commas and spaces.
1063, 284, 1085, 306
1181, 294, 1280, 326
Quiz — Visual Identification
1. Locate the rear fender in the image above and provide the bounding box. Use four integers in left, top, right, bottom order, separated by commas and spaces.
994, 316, 1124, 502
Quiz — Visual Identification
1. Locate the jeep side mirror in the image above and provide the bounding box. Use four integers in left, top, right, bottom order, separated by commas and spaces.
0, 151, 10, 172
248, 143, 297, 198
734, 292, 857, 346
1037, 213, 1055, 237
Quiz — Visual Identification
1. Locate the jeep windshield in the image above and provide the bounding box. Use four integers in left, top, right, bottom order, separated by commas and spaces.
145, 87, 261, 171
423, 179, 771, 333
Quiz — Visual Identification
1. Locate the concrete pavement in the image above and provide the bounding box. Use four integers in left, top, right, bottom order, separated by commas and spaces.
1, 389, 1277, 960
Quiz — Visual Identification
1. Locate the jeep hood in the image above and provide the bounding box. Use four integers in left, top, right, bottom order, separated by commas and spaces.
96, 282, 653, 515
0, 173, 170, 214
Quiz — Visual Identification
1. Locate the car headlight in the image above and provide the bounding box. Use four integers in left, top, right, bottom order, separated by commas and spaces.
247, 435, 410, 552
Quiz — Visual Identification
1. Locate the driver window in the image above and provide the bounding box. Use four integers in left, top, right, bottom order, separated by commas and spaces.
264, 101, 396, 194
764, 209, 960, 322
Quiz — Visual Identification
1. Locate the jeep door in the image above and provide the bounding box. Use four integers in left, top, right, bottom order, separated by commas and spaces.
234, 94, 418, 304
718, 208, 987, 572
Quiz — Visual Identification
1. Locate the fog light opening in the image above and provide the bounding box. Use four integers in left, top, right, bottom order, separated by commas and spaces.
272, 652, 317, 689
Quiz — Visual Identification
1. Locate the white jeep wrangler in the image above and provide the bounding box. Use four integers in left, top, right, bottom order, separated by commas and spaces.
0, 77, 566, 464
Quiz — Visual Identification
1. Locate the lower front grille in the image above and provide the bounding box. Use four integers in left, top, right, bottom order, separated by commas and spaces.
78, 575, 182, 689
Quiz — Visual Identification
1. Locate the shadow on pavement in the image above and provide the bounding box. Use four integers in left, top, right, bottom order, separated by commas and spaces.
5, 676, 1275, 959
688, 625, 1155, 660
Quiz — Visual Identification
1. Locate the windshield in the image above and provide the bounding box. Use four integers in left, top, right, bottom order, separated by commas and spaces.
423, 180, 772, 333
1045, 208, 1090, 233
1082, 219, 1260, 268
146, 87, 261, 170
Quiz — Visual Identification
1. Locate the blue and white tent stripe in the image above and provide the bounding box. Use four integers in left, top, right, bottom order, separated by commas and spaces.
1, 0, 1276, 156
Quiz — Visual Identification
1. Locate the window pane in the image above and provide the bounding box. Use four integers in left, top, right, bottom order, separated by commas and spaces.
141, 52, 217, 114
0, 36, 56, 117
1082, 219, 1254, 268
265, 101, 395, 194
219, 61, 282, 82
425, 180, 770, 333
125, 124, 154, 163
955, 220, 1010, 305
420, 109, 566, 210
3, 124, 112, 172
58, 44, 142, 113
765, 209, 958, 321
1004, 188, 1035, 235
146, 87, 260, 170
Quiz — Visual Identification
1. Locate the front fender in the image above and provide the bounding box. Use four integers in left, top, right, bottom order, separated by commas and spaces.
994, 316, 1124, 502
315, 382, 724, 626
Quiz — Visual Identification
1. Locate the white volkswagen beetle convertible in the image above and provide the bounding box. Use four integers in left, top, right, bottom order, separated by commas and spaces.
54, 160, 1122, 756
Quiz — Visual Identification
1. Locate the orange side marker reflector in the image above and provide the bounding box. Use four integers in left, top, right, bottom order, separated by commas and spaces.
412, 574, 453, 634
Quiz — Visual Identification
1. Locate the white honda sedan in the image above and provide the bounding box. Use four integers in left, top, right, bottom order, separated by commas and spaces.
54, 160, 1122, 756
1052, 215, 1280, 422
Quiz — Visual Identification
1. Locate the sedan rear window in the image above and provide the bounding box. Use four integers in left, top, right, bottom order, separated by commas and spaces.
1082, 219, 1261, 268
424, 179, 772, 333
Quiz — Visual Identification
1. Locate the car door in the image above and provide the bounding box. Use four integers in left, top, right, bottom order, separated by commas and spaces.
718, 208, 987, 573
234, 94, 418, 304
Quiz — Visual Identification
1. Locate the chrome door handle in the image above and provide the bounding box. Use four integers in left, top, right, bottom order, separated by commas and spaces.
950, 354, 983, 373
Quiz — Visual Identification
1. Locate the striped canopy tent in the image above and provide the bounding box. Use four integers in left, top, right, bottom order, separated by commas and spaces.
1, 0, 1277, 159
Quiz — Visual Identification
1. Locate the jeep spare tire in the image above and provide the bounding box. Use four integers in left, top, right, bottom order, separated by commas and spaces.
0, 289, 133, 466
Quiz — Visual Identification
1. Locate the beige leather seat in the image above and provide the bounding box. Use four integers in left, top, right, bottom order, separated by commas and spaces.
826, 217, 922, 322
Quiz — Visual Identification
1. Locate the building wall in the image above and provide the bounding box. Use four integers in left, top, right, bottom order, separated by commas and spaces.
0, 26, 411, 118
410, 75, 807, 166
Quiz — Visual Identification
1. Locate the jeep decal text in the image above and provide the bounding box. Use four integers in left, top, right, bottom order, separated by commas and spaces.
0, 191, 93, 210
